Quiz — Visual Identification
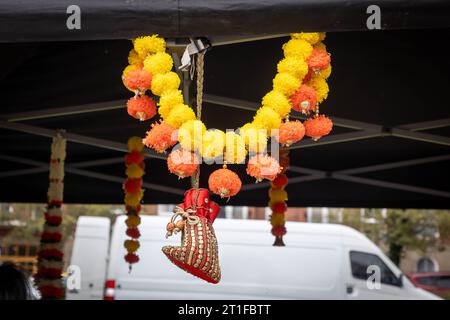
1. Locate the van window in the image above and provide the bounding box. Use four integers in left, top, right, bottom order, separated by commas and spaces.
350, 251, 401, 287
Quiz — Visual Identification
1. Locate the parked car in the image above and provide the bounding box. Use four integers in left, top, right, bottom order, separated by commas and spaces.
406, 272, 450, 298
67, 215, 440, 300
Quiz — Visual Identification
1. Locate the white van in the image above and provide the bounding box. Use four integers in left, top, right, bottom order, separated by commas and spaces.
67, 215, 439, 300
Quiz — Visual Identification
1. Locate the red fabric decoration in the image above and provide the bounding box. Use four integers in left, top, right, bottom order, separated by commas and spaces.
208, 168, 242, 198
143, 121, 177, 153
123, 178, 143, 194
126, 227, 141, 239
278, 120, 305, 146
123, 69, 152, 92
163, 189, 221, 284
304, 115, 333, 141
307, 48, 331, 71
167, 149, 199, 178
125, 151, 145, 166
127, 95, 157, 121
290, 85, 317, 114
124, 253, 140, 264
246, 154, 282, 181
272, 174, 289, 189
271, 226, 287, 237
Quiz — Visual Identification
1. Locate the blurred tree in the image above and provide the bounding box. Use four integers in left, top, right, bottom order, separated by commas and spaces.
384, 209, 439, 266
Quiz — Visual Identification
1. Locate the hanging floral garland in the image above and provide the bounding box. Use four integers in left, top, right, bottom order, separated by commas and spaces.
36, 131, 66, 300
122, 32, 332, 198
269, 148, 290, 246
123, 137, 145, 268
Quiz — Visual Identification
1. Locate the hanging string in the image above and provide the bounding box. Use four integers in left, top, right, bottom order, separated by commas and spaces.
191, 51, 205, 189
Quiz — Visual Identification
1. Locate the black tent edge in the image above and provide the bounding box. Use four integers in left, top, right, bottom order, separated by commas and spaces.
1, 0, 450, 43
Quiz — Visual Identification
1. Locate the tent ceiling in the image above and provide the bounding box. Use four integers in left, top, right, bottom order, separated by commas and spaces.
0, 1, 450, 42
0, 29, 449, 208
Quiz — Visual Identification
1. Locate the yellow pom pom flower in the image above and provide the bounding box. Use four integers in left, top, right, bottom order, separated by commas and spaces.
273, 72, 300, 96
165, 104, 196, 128
133, 35, 166, 59
151, 72, 181, 96
128, 49, 143, 66
291, 32, 321, 45
277, 57, 308, 80
318, 32, 326, 41
143, 52, 173, 76
224, 131, 247, 164
269, 188, 288, 203
253, 107, 282, 131
314, 42, 327, 51
126, 164, 145, 179
125, 215, 141, 228
239, 123, 267, 153
309, 76, 329, 103
158, 90, 184, 119
319, 65, 332, 80
127, 136, 144, 152
262, 90, 291, 118
201, 129, 225, 160
178, 120, 206, 151
282, 39, 313, 59
124, 189, 144, 207
124, 239, 140, 253
270, 213, 286, 227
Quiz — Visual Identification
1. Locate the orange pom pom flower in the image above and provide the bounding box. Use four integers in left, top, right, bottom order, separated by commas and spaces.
277, 120, 305, 146
127, 95, 157, 121
208, 168, 242, 198
123, 69, 152, 92
143, 121, 177, 153
307, 49, 331, 71
246, 154, 282, 182
290, 85, 317, 114
167, 149, 199, 178
304, 115, 333, 141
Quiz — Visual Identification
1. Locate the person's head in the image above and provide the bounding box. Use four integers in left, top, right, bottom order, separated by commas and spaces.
0, 263, 32, 300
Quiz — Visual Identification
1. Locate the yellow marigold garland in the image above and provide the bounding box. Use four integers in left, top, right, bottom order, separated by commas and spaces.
269, 148, 290, 246
122, 33, 333, 192
123, 136, 145, 268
